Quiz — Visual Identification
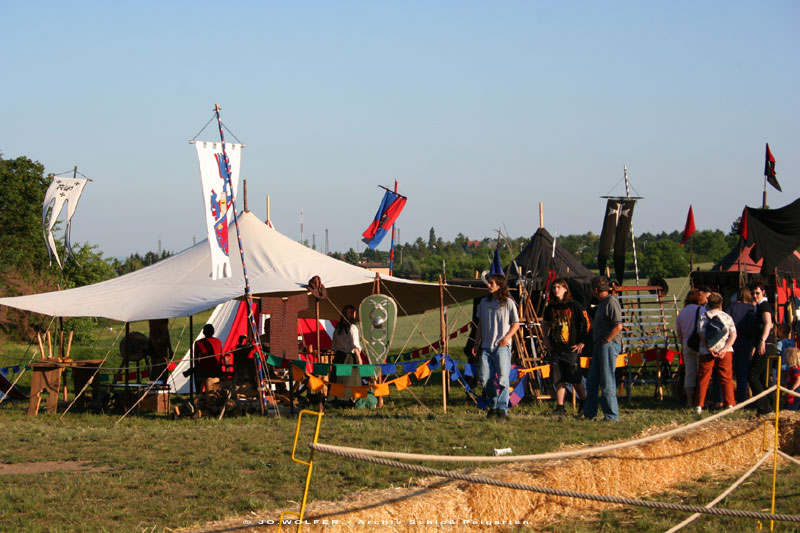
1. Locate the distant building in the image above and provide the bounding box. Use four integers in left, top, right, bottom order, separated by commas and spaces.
360, 262, 391, 276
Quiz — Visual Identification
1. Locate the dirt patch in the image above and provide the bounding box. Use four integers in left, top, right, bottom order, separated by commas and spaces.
180, 412, 800, 532
0, 460, 109, 475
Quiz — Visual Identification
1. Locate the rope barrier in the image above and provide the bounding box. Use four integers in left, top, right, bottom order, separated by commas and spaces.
778, 450, 800, 467
665, 451, 774, 532
310, 386, 778, 463
307, 443, 800, 523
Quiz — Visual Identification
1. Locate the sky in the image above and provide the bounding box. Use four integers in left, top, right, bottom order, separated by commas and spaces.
2, 1, 799, 259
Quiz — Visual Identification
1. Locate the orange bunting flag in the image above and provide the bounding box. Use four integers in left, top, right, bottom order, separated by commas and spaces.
393, 374, 412, 390
292, 365, 306, 383
538, 364, 550, 379
352, 386, 369, 399
328, 382, 346, 398
580, 357, 590, 369
627, 352, 643, 366
414, 363, 431, 379
373, 381, 390, 397
307, 374, 325, 391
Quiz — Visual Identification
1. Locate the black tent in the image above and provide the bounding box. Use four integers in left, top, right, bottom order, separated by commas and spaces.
507, 227, 595, 307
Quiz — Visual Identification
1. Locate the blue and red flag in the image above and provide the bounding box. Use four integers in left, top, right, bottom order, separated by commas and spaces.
361, 190, 407, 249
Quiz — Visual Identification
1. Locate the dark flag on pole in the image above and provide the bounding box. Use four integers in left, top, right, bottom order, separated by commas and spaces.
765, 143, 781, 192
612, 199, 636, 284
597, 199, 620, 276
681, 205, 696, 246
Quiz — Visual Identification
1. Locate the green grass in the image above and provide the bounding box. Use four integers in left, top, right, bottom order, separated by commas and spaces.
1, 379, 796, 532
2, 280, 798, 532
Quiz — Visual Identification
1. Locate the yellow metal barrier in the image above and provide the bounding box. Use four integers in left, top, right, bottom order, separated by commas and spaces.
766, 355, 782, 532
279, 409, 324, 533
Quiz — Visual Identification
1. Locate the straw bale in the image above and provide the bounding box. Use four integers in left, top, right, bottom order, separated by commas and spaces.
184, 415, 800, 532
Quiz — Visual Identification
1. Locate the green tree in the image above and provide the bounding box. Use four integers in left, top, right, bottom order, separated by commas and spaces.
640, 240, 689, 278
428, 228, 437, 249
0, 155, 50, 269
343, 248, 360, 265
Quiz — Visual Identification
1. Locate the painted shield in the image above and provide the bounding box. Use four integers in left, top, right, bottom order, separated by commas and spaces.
359, 294, 398, 365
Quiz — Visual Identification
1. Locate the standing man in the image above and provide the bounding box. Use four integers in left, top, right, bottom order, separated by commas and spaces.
472, 274, 520, 420
584, 276, 624, 421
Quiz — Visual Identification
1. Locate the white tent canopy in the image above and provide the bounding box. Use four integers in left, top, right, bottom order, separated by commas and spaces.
0, 211, 483, 322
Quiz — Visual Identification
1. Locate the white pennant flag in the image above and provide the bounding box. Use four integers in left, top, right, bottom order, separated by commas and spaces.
42, 176, 88, 269
195, 141, 243, 280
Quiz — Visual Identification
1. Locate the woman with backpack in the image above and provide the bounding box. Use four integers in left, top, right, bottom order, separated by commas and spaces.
695, 292, 737, 414
676, 289, 706, 408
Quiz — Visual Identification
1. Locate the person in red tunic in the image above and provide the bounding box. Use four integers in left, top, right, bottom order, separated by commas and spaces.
194, 324, 224, 391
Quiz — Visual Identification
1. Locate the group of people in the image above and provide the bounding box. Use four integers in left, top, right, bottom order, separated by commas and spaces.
192, 275, 800, 417
473, 274, 625, 421
475, 274, 800, 420
677, 281, 800, 414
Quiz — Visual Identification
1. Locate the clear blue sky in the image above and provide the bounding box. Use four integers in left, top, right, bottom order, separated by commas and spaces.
2, 1, 799, 259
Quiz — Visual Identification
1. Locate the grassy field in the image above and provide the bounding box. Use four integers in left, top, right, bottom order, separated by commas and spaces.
1, 380, 797, 532
2, 276, 798, 532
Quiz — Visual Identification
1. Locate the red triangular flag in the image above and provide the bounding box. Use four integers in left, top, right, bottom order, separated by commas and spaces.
738, 207, 748, 240
680, 205, 695, 245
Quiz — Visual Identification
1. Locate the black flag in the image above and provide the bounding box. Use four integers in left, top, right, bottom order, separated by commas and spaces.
613, 200, 636, 284
597, 200, 620, 275
765, 143, 781, 192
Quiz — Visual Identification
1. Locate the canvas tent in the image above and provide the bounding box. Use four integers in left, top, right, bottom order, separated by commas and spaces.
167, 300, 334, 394
0, 211, 483, 322
506, 227, 595, 306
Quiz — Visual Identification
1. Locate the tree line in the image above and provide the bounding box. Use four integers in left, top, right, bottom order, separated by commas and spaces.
0, 153, 738, 339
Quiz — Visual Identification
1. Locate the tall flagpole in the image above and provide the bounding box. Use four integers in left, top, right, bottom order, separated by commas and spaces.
389, 179, 398, 275
213, 104, 270, 415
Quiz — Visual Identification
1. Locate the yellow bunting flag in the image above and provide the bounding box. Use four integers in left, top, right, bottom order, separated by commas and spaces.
373, 381, 390, 397
307, 374, 325, 392
517, 364, 550, 378
537, 364, 550, 378
393, 374, 412, 390
414, 363, 431, 379
616, 354, 628, 368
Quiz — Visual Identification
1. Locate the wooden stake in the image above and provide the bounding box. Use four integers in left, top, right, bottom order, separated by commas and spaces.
37, 332, 45, 360
539, 202, 544, 228
66, 331, 74, 359
243, 179, 249, 212
46, 331, 52, 358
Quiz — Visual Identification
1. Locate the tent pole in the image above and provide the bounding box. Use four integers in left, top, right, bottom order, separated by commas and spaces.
539, 202, 544, 229
189, 315, 194, 401
389, 179, 398, 276
439, 275, 448, 413
213, 104, 270, 416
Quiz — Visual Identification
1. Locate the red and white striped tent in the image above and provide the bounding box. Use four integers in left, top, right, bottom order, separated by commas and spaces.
168, 299, 335, 394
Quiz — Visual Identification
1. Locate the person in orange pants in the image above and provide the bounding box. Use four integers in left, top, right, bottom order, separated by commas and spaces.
695, 292, 737, 413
